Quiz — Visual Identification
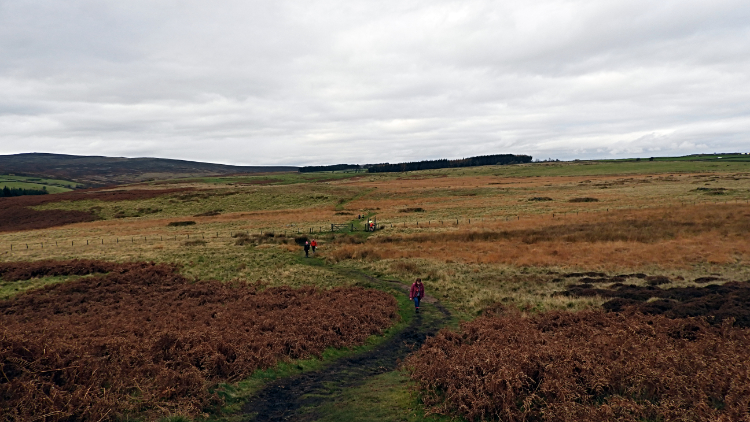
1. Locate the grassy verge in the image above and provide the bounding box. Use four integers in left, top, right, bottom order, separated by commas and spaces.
313, 370, 463, 422
0, 274, 90, 299
0, 174, 82, 193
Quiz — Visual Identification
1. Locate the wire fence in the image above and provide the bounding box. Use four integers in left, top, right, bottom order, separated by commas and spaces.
3, 198, 749, 253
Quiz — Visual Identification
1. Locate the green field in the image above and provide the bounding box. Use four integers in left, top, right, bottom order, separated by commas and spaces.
0, 174, 82, 193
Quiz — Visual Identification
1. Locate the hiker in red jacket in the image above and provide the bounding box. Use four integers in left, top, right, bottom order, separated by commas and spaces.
311, 239, 317, 253
410, 278, 425, 313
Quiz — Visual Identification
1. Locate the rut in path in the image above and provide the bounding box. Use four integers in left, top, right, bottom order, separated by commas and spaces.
240, 276, 452, 422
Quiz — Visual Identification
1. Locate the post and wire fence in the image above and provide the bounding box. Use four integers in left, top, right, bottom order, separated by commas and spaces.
3, 197, 749, 253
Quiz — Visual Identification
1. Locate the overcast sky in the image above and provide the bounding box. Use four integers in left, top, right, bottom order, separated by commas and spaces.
1, 0, 749, 166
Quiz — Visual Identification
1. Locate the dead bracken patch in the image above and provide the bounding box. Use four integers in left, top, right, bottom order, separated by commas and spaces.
399, 207, 425, 213
406, 310, 750, 422
0, 260, 398, 421
0, 206, 98, 232
0, 187, 197, 232
0, 259, 119, 281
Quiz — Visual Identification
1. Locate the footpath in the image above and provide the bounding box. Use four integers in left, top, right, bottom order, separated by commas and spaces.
241, 273, 452, 421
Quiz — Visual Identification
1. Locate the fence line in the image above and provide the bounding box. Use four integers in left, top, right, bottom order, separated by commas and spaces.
3, 198, 749, 253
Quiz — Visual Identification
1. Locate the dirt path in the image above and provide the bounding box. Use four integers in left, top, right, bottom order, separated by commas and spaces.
240, 275, 452, 421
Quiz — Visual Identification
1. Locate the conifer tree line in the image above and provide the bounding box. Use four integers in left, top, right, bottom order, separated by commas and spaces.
367, 154, 532, 173
1, 185, 49, 197
299, 154, 532, 173
299, 164, 361, 173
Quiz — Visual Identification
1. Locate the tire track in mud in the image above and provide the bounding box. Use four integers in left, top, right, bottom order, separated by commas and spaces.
240, 275, 452, 421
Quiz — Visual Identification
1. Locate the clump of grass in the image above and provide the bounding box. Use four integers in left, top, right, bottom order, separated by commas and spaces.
569, 197, 599, 202
326, 245, 382, 263
233, 233, 252, 246
527, 197, 553, 201
193, 210, 222, 217
168, 221, 196, 227
694, 187, 729, 195
399, 207, 425, 213
183, 239, 206, 246
390, 261, 419, 274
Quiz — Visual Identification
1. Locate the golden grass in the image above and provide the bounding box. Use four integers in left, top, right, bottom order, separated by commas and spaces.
324, 204, 750, 269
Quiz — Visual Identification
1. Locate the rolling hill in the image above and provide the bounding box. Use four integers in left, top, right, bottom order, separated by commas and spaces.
0, 153, 298, 187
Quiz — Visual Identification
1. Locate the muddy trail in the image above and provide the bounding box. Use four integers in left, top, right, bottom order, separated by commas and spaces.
240, 274, 452, 421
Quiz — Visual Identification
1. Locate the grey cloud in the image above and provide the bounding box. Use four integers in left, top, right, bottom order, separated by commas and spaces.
1, 0, 748, 166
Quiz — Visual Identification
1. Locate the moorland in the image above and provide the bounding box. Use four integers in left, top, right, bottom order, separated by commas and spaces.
2, 156, 750, 421
0, 153, 298, 187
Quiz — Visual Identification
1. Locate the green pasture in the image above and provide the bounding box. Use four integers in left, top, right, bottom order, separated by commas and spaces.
0, 174, 82, 193
0, 274, 77, 299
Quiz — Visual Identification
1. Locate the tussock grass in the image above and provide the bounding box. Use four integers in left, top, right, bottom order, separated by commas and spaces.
340, 259, 606, 319
323, 204, 750, 270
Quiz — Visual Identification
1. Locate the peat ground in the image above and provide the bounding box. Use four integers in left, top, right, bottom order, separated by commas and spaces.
240, 275, 452, 421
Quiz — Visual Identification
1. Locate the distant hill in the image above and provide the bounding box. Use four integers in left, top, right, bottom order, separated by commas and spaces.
0, 153, 298, 187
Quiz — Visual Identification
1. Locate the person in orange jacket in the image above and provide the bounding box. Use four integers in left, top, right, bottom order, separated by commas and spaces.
409, 278, 425, 313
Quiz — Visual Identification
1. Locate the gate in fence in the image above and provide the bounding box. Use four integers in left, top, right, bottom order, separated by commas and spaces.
331, 223, 355, 232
